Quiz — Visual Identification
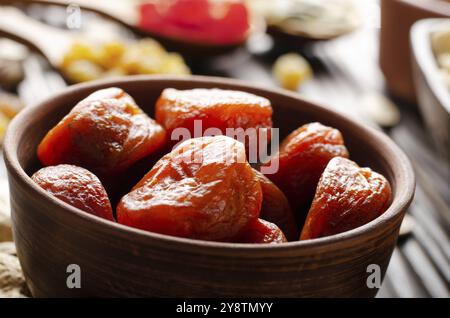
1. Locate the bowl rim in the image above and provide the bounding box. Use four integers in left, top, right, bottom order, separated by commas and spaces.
3, 75, 416, 252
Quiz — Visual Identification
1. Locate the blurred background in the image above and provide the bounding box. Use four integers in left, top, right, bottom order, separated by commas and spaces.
0, 0, 448, 298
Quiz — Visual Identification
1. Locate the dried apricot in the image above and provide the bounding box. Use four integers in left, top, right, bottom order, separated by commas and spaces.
300, 157, 392, 240
155, 88, 272, 150
253, 169, 298, 241
236, 219, 287, 244
262, 122, 349, 224
117, 136, 262, 241
37, 88, 166, 179
31, 164, 114, 221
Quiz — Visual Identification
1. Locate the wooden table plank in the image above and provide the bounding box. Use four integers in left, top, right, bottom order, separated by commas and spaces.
402, 239, 450, 298
382, 248, 430, 298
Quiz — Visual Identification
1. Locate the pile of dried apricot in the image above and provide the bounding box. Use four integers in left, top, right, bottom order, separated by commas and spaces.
33, 87, 392, 244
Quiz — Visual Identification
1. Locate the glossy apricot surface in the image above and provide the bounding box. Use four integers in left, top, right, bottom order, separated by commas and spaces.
236, 219, 287, 244
31, 164, 114, 221
300, 157, 392, 240
155, 88, 272, 148
263, 122, 349, 224
117, 136, 262, 241
37, 88, 166, 178
253, 169, 298, 241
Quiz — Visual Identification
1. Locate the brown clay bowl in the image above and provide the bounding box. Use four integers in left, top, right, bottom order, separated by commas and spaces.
3, 75, 415, 298
411, 18, 450, 161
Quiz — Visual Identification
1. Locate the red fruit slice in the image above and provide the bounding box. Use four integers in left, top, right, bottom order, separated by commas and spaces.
138, 0, 249, 45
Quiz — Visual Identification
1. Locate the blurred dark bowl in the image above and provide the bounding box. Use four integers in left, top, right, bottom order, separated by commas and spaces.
411, 18, 450, 160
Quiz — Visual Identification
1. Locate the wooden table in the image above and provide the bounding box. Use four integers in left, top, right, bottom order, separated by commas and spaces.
1, 2, 449, 298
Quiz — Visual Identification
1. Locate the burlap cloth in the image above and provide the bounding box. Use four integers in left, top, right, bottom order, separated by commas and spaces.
0, 180, 30, 297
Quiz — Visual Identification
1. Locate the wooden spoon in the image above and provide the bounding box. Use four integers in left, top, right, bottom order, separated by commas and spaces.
9, 0, 256, 57
16, 0, 140, 31
0, 6, 75, 69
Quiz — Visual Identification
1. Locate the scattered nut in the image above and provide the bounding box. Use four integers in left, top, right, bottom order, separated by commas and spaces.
273, 53, 312, 91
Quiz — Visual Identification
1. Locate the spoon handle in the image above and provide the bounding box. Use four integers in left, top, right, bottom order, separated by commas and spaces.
15, 0, 139, 26
0, 6, 71, 66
